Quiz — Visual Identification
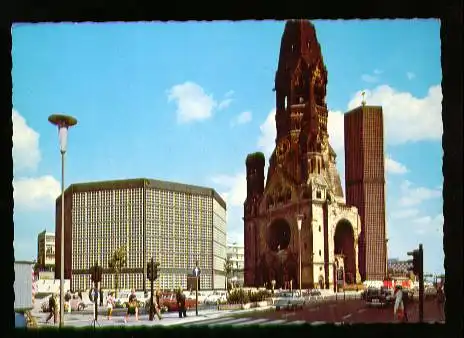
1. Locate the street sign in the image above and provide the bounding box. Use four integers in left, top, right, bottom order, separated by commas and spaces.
193, 267, 201, 277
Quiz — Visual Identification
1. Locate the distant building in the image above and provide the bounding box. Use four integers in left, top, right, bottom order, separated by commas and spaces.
55, 178, 227, 292
345, 105, 387, 281
37, 230, 55, 272
227, 242, 244, 286
387, 259, 413, 279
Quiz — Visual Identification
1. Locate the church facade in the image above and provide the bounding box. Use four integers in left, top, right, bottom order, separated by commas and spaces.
243, 20, 362, 290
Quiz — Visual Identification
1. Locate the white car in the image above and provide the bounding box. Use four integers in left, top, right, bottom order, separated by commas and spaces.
115, 291, 131, 308
186, 291, 208, 303
204, 292, 227, 304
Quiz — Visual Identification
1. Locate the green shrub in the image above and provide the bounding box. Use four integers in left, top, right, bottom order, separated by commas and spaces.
248, 290, 272, 302
227, 288, 250, 304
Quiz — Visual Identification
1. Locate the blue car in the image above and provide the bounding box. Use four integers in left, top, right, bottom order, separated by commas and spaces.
15, 312, 27, 328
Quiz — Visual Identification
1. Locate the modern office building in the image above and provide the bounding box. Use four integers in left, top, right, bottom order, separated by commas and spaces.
55, 178, 227, 292
344, 105, 387, 281
226, 242, 245, 286
37, 230, 55, 272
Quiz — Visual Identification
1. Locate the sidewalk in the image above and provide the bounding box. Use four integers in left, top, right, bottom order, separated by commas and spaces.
36, 305, 275, 328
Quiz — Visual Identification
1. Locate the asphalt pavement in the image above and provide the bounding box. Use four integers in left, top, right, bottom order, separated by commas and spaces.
219, 299, 445, 324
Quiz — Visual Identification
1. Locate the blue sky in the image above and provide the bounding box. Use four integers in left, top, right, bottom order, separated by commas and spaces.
12, 20, 443, 275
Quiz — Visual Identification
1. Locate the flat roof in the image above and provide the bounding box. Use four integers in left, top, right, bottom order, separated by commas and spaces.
58, 178, 226, 210
344, 105, 383, 116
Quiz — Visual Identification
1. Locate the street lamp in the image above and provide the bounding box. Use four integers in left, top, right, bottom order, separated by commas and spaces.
296, 214, 304, 296
48, 114, 77, 328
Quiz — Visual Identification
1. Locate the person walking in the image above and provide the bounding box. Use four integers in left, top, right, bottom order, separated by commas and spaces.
100, 288, 104, 307
106, 292, 115, 320
124, 289, 139, 323
176, 288, 187, 318
393, 285, 405, 322
436, 283, 445, 321
91, 287, 99, 321
45, 293, 58, 324
151, 289, 163, 320
64, 290, 72, 314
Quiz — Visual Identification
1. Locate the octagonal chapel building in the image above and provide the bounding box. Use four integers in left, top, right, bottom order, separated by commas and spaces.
243, 20, 362, 290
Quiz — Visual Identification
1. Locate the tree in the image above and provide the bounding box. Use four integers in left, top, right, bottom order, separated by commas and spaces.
224, 256, 234, 292
108, 246, 127, 298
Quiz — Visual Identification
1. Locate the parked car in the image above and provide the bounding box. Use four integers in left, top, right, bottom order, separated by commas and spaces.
162, 293, 196, 312
15, 312, 27, 328
186, 291, 208, 303
309, 290, 322, 297
364, 287, 392, 307
204, 291, 227, 304
69, 295, 88, 311
115, 291, 131, 308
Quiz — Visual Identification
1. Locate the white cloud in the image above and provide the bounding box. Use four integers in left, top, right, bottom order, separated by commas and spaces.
211, 173, 247, 207
167, 82, 232, 123
327, 110, 345, 152
218, 98, 233, 111
13, 175, 61, 210
361, 74, 380, 83
231, 111, 252, 126
211, 173, 247, 247
412, 213, 443, 235
12, 109, 41, 172
348, 85, 442, 145
224, 90, 234, 98
361, 69, 383, 83
257, 108, 276, 158
398, 180, 442, 207
385, 156, 409, 174
406, 72, 416, 80
391, 208, 420, 219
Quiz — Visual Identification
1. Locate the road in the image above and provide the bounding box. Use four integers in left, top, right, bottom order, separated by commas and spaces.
30, 298, 445, 328
178, 299, 445, 326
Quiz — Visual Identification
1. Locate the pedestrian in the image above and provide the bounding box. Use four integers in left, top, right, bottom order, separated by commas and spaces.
176, 288, 187, 318
402, 289, 410, 322
106, 292, 115, 320
45, 293, 58, 324
91, 287, 99, 321
100, 288, 104, 307
124, 289, 139, 323
436, 283, 445, 321
64, 290, 72, 314
151, 290, 162, 320
393, 285, 405, 322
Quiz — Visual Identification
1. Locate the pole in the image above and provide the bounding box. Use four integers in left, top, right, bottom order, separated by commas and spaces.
149, 259, 154, 321
195, 276, 199, 316
59, 151, 65, 327
299, 228, 302, 296
418, 244, 424, 323
94, 280, 98, 323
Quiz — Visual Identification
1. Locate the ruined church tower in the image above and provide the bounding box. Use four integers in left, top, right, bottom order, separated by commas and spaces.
244, 20, 360, 289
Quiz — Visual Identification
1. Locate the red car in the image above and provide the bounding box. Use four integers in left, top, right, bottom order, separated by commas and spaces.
161, 293, 196, 312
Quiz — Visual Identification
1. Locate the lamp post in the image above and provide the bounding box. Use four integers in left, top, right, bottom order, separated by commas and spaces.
193, 261, 201, 316
48, 114, 77, 328
296, 214, 303, 296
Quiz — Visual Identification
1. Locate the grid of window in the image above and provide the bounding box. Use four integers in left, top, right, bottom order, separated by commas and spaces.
70, 183, 226, 292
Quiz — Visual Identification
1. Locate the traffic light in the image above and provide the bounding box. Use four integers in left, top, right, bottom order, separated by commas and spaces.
153, 262, 159, 280
147, 262, 153, 281
91, 265, 103, 283
407, 249, 422, 276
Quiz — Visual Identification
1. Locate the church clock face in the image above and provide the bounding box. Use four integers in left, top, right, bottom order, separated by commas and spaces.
276, 138, 291, 165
